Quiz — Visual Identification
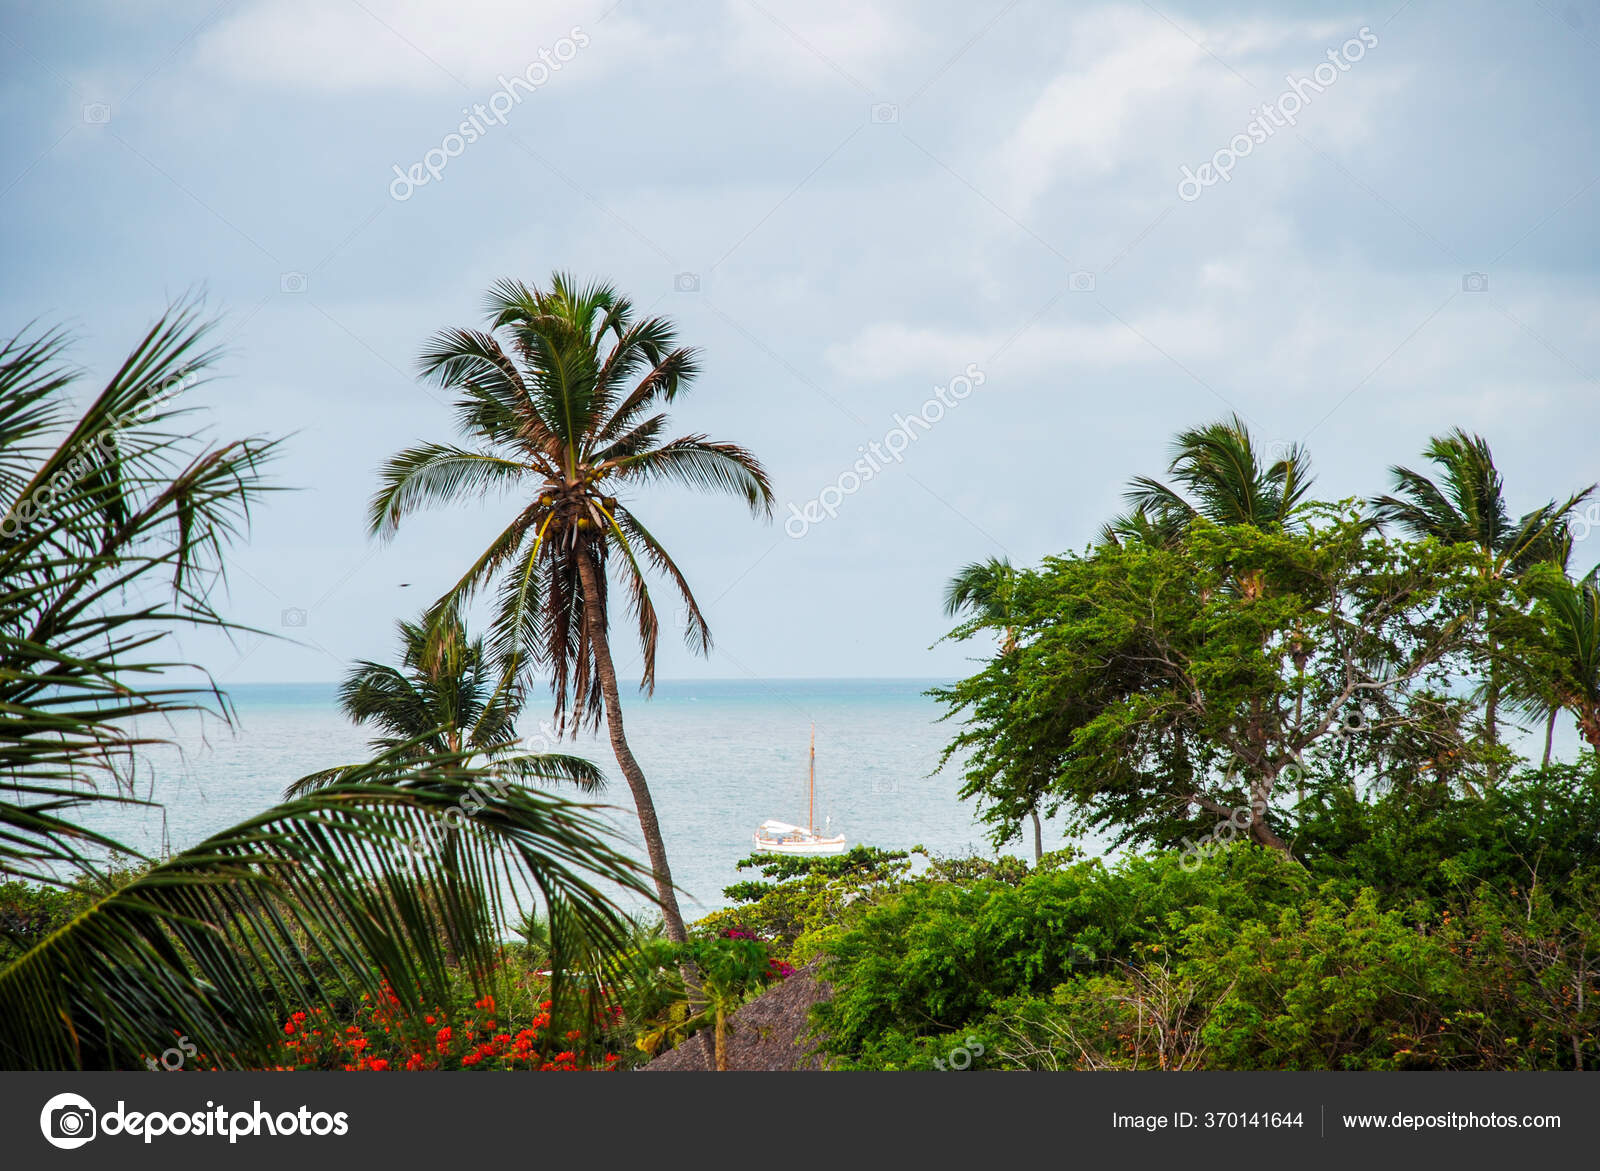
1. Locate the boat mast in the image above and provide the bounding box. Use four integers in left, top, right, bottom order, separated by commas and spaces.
808, 723, 816, 834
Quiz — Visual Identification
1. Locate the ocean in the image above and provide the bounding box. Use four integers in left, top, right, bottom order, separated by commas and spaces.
88, 679, 1047, 921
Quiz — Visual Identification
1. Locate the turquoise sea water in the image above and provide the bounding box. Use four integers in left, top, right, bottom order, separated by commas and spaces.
89, 679, 1049, 919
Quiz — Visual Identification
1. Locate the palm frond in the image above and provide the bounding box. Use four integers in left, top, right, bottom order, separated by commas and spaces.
368, 443, 528, 539
614, 435, 775, 516
1, 753, 650, 1070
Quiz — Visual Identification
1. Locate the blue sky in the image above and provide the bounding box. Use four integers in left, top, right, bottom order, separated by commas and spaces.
2, 0, 1597, 688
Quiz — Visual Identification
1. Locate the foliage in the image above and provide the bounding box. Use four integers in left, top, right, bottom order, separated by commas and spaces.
0, 309, 653, 1070
632, 928, 790, 1069
286, 613, 603, 796
369, 273, 773, 721
811, 767, 1600, 1070
935, 513, 1494, 854
700, 847, 915, 964
0, 305, 276, 884
1102, 412, 1315, 546
1505, 565, 1600, 753
368, 273, 774, 943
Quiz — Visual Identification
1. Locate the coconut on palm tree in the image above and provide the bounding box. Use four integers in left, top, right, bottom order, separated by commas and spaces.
285, 613, 603, 797
369, 275, 774, 942
1372, 428, 1594, 753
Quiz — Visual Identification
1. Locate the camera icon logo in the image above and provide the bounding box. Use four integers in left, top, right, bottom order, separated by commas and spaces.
1461, 271, 1489, 293
281, 607, 308, 628
870, 102, 898, 124
1069, 270, 1096, 292
1330, 707, 1366, 743
673, 272, 700, 293
280, 272, 309, 294
870, 777, 898, 795
40, 1092, 97, 1150
82, 103, 111, 124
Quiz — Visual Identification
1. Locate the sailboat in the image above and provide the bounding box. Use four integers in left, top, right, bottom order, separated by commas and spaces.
752, 725, 847, 856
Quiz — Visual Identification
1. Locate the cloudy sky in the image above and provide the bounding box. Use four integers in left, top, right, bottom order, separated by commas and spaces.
2, 0, 1597, 686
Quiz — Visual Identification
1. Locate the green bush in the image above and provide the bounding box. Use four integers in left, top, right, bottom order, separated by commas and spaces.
809, 774, 1600, 1070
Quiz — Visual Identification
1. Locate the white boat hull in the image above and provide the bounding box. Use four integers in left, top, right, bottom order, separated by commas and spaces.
753, 830, 848, 856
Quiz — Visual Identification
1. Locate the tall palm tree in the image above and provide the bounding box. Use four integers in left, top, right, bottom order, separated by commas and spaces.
1103, 414, 1315, 553
1372, 428, 1594, 751
943, 557, 1049, 860
1520, 568, 1600, 757
369, 275, 774, 943
285, 613, 604, 797
0, 306, 650, 1069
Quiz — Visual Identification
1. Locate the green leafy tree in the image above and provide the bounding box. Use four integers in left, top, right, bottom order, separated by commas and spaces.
939, 557, 1053, 859
368, 275, 774, 943
0, 308, 650, 1069
939, 515, 1493, 855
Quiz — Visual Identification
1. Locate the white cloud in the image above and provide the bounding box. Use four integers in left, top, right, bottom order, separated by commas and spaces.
192, 0, 660, 91
989, 6, 1401, 211
719, 0, 925, 94
823, 311, 1229, 381
992, 8, 1210, 208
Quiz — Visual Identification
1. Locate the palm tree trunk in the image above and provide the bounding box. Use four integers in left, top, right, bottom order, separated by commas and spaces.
1484, 632, 1500, 785
1543, 708, 1558, 768
1029, 808, 1043, 863
575, 554, 688, 945
714, 1007, 729, 1072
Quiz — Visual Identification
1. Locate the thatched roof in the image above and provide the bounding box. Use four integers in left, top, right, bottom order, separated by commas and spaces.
640, 962, 831, 1072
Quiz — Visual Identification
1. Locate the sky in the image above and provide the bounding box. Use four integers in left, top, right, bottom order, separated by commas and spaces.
2, 0, 1598, 689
